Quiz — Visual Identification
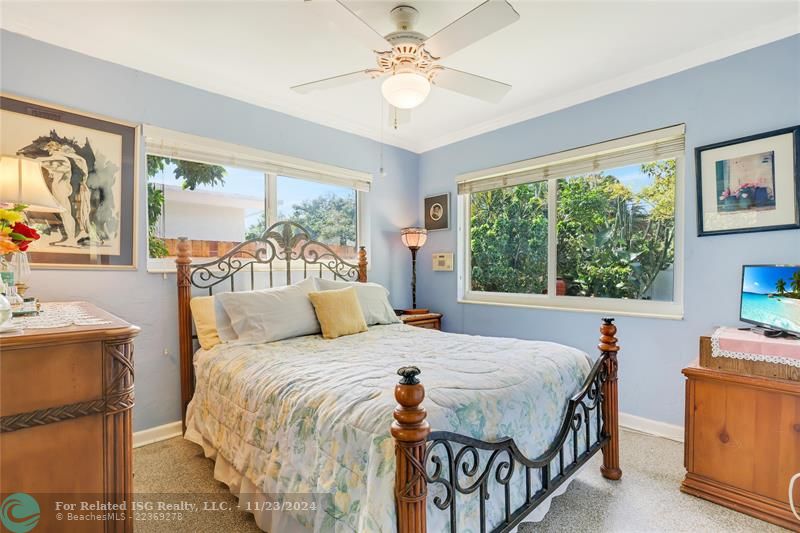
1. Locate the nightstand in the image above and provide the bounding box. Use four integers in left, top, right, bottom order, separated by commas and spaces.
399, 312, 442, 330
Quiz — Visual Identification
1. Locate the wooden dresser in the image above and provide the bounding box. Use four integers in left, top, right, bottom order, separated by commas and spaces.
0, 302, 139, 532
682, 351, 800, 530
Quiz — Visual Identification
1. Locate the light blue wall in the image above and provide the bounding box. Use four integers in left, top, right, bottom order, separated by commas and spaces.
417, 35, 800, 426
3, 29, 798, 431
0, 30, 419, 432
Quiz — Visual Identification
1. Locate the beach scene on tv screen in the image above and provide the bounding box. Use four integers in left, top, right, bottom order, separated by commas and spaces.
741, 265, 800, 334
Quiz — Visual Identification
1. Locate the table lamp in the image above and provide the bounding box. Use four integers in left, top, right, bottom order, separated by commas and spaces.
0, 155, 63, 294
0, 155, 64, 212
400, 227, 428, 314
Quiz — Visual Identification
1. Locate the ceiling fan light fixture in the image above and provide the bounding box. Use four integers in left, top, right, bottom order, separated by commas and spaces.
381, 71, 430, 109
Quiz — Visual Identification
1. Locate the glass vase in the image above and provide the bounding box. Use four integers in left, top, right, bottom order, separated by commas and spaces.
0, 294, 11, 325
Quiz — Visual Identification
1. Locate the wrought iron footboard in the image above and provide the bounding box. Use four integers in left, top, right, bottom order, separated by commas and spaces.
391, 318, 622, 533
424, 353, 610, 533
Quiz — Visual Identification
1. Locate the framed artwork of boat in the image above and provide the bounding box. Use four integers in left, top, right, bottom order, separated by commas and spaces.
0, 94, 138, 269
696, 125, 799, 237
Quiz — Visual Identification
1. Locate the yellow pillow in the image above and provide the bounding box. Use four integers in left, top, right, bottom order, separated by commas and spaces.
190, 296, 221, 350
308, 287, 368, 339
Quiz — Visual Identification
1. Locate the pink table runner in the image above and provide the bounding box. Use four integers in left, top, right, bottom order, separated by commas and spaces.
711, 327, 800, 368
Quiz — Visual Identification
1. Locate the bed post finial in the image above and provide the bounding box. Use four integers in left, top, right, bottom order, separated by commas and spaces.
392, 366, 429, 533
358, 246, 367, 282
599, 317, 622, 480
176, 237, 194, 433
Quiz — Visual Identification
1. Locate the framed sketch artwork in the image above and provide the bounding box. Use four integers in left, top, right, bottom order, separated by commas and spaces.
424, 193, 450, 231
696, 126, 799, 236
0, 95, 137, 268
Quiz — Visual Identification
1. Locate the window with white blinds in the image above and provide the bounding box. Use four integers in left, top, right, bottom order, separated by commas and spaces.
143, 125, 372, 192
456, 124, 685, 194
143, 126, 370, 271
456, 125, 685, 319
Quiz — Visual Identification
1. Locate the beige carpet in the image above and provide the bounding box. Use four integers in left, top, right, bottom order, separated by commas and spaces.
133, 429, 784, 532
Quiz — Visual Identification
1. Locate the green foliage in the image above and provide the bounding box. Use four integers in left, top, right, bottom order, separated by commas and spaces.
148, 232, 169, 258
245, 193, 357, 247
245, 212, 267, 240
146, 182, 168, 258
289, 193, 357, 246
146, 155, 227, 258
470, 182, 548, 293
776, 278, 786, 295
470, 160, 676, 300
792, 270, 800, 296
172, 160, 226, 190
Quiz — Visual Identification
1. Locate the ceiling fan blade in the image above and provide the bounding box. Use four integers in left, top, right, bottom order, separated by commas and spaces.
330, 0, 392, 52
291, 70, 377, 94
388, 106, 411, 129
423, 0, 520, 59
432, 67, 511, 103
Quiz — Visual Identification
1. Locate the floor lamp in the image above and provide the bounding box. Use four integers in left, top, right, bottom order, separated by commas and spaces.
400, 227, 428, 314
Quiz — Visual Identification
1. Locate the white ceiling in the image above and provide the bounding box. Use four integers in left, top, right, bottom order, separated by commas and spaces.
1, 1, 797, 153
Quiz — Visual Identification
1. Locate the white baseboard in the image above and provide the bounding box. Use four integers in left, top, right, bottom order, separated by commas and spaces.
133, 421, 183, 448
132, 415, 683, 449
620, 412, 684, 443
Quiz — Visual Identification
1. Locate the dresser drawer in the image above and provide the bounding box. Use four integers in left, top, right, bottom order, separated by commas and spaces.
0, 341, 103, 416
411, 319, 440, 329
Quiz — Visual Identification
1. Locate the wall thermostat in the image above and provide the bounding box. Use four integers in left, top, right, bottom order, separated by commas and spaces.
432, 252, 453, 271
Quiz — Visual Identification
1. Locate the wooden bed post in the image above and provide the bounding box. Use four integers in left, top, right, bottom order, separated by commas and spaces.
358, 246, 368, 282
392, 366, 430, 533
599, 317, 622, 480
176, 237, 194, 432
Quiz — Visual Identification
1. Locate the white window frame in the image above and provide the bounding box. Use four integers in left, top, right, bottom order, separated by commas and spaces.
143, 126, 370, 273
457, 126, 685, 320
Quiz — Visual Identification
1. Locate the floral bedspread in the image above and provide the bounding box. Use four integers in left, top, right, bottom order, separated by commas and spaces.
185, 324, 592, 532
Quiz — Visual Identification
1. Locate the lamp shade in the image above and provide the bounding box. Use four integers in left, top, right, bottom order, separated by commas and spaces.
0, 155, 64, 212
381, 72, 431, 110
400, 227, 428, 249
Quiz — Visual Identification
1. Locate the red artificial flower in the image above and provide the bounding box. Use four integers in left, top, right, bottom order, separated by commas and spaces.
10, 222, 40, 251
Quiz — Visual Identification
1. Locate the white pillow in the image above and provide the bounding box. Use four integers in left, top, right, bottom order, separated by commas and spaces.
214, 296, 238, 342
315, 278, 400, 326
216, 277, 320, 344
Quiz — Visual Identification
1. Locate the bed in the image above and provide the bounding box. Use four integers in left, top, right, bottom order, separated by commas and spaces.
175, 221, 622, 533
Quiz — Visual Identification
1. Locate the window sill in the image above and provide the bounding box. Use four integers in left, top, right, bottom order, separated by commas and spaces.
458, 293, 683, 320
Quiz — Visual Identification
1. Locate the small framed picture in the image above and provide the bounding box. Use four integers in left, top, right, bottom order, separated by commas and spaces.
424, 193, 449, 231
696, 126, 799, 236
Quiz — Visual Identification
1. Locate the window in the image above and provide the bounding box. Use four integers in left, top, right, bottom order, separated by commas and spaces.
147, 157, 267, 265
458, 125, 684, 318
276, 176, 358, 259
144, 126, 370, 271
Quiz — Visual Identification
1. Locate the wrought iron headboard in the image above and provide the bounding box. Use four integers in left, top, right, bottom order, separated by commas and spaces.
185, 220, 366, 292
175, 220, 368, 429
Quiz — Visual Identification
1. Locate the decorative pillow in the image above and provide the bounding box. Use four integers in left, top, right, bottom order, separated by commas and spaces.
217, 278, 320, 344
308, 287, 368, 339
315, 278, 400, 325
190, 296, 220, 350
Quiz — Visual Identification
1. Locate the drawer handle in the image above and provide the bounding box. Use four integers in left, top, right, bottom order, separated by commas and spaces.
791, 472, 800, 523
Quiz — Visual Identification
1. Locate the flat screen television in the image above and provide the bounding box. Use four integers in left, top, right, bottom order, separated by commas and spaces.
740, 264, 800, 335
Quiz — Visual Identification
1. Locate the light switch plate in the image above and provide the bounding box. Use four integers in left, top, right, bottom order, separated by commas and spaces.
432, 252, 453, 271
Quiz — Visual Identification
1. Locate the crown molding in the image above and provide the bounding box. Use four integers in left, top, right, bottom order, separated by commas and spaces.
2, 19, 796, 155
415, 20, 799, 154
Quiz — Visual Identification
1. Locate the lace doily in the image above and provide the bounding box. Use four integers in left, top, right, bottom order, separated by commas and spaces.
711, 328, 800, 368
9, 302, 111, 330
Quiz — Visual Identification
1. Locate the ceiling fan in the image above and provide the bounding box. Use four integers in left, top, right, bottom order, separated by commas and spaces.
291, 0, 520, 117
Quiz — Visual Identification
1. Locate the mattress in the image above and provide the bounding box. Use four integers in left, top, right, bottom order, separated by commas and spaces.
185, 323, 593, 532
